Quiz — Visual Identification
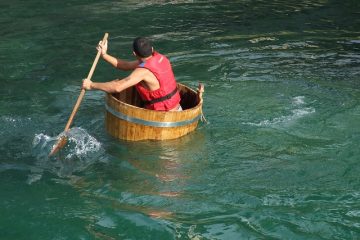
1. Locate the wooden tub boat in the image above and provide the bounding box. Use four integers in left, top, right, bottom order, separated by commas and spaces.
105, 83, 204, 141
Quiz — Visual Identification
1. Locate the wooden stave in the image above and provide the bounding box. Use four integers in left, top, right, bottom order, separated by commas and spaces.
105, 83, 203, 141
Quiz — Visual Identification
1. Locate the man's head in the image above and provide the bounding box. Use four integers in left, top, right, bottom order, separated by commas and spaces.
133, 37, 153, 58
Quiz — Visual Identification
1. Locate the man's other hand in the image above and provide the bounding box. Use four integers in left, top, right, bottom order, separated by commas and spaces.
97, 40, 108, 56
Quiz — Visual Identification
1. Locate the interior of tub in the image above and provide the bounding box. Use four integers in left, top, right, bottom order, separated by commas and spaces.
111, 84, 200, 110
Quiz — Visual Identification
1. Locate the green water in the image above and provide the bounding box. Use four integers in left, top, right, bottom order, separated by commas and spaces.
1, 0, 360, 239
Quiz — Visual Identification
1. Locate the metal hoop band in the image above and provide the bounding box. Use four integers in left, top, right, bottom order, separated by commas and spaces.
105, 104, 200, 128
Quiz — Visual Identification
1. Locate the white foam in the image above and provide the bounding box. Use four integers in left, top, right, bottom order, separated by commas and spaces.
249, 37, 277, 44
292, 96, 305, 105
65, 127, 101, 159
250, 107, 315, 127
247, 96, 315, 127
292, 108, 315, 117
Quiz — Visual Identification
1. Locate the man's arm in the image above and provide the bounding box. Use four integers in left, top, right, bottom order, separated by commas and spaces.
83, 68, 146, 93
116, 56, 140, 71
98, 40, 140, 71
102, 53, 140, 71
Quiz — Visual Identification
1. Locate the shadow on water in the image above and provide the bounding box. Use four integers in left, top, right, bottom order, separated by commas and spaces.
30, 127, 104, 184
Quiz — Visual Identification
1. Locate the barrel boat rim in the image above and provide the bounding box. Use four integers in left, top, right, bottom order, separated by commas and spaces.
106, 83, 203, 115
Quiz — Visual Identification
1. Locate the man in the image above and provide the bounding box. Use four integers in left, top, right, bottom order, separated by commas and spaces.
82, 37, 182, 111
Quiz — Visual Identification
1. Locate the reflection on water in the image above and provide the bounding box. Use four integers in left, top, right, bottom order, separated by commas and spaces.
94, 132, 207, 220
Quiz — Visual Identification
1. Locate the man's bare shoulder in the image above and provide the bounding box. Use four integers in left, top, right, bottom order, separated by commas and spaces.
132, 67, 155, 78
132, 67, 159, 90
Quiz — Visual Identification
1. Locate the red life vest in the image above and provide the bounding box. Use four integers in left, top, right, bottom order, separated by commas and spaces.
135, 52, 180, 111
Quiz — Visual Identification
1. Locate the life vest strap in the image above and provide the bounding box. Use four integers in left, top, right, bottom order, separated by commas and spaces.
143, 87, 178, 105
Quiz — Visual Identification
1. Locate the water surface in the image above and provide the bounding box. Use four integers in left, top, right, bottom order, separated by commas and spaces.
1, 0, 360, 239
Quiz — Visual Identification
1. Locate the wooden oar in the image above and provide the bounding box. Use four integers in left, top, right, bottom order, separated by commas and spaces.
49, 33, 109, 156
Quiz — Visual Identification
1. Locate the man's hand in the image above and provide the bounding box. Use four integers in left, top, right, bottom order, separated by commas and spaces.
82, 78, 93, 90
97, 39, 108, 56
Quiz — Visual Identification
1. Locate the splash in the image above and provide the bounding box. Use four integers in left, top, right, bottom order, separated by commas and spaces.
33, 127, 101, 159
64, 127, 102, 159
30, 127, 102, 183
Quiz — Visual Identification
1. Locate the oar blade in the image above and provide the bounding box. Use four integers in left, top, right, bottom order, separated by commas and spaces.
49, 136, 68, 156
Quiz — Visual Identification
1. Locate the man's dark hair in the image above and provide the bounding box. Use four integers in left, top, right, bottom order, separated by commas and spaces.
133, 37, 152, 58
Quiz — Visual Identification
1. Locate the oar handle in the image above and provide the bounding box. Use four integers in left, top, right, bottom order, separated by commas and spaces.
86, 33, 109, 80
63, 33, 109, 131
